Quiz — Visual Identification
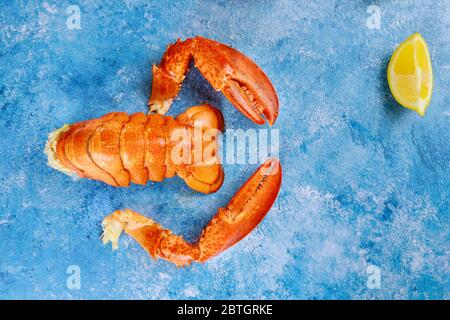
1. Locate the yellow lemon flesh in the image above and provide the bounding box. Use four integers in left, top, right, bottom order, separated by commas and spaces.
387, 33, 433, 116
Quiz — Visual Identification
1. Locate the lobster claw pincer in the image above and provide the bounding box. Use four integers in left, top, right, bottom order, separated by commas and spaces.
149, 37, 279, 125
197, 158, 282, 262
101, 159, 282, 266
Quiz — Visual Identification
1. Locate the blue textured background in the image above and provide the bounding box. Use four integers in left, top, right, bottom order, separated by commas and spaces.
0, 0, 449, 299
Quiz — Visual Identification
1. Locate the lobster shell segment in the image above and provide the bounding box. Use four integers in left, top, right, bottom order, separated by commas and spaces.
149, 36, 279, 125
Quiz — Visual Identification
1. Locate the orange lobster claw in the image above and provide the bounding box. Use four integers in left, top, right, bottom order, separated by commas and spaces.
149, 37, 279, 125
197, 158, 282, 261
101, 159, 282, 266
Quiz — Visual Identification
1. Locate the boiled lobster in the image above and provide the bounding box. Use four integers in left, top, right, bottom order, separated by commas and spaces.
149, 36, 279, 125
45, 36, 282, 266
101, 159, 282, 267
46, 104, 224, 194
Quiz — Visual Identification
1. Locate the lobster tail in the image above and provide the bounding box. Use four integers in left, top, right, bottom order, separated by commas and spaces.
45, 105, 224, 193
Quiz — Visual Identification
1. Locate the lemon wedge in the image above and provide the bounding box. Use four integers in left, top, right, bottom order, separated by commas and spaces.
387, 33, 433, 116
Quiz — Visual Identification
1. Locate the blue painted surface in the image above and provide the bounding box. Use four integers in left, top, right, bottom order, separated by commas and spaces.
0, 0, 449, 299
